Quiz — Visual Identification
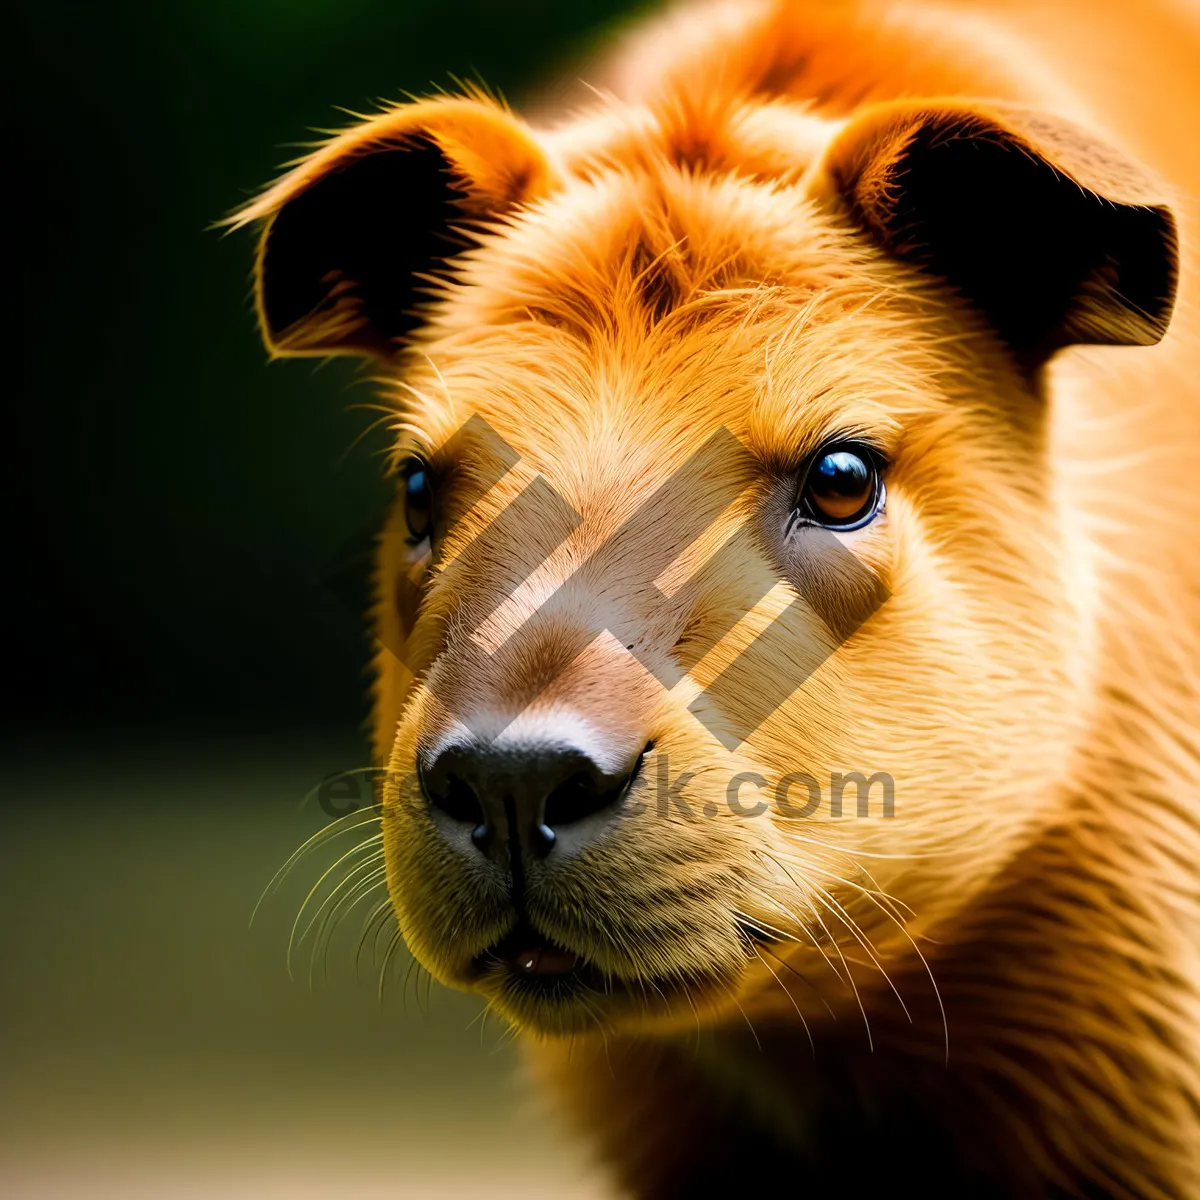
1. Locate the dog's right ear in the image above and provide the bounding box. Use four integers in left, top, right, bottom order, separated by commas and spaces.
228, 96, 558, 359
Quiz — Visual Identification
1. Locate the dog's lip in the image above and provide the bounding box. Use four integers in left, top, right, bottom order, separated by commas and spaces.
472, 918, 767, 983
473, 920, 586, 978
468, 920, 754, 1027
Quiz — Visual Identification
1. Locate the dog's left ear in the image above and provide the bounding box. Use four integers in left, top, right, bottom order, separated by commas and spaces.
811, 99, 1178, 360
230, 96, 558, 359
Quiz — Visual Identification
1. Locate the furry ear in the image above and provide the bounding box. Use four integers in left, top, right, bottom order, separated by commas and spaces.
812, 99, 1178, 360
231, 96, 557, 358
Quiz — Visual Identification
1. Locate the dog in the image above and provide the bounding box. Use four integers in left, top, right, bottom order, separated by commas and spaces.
232, 1, 1200, 1195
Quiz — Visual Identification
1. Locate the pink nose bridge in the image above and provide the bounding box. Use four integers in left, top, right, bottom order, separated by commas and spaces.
387, 417, 890, 750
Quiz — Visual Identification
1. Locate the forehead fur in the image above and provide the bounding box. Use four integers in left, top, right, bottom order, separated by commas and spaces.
431, 123, 861, 338
395, 138, 970, 488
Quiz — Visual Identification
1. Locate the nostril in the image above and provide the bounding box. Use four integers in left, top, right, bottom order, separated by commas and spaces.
543, 770, 609, 827
425, 771, 486, 826
542, 742, 654, 829
542, 755, 643, 828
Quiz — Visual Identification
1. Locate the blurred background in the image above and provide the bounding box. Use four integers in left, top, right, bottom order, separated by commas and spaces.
6, 1, 643, 1194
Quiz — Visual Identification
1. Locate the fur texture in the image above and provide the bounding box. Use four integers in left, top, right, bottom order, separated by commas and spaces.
233, 2, 1200, 1196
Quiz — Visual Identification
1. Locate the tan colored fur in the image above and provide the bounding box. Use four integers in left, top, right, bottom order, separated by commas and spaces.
235, 2, 1200, 1195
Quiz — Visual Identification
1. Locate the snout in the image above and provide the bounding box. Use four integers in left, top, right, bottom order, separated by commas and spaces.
386, 703, 764, 1034
407, 723, 672, 1023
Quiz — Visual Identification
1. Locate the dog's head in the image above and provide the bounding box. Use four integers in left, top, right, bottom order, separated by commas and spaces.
238, 92, 1175, 1036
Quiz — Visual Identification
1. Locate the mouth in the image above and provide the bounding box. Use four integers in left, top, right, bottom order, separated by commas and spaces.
466, 916, 760, 1034
472, 919, 610, 998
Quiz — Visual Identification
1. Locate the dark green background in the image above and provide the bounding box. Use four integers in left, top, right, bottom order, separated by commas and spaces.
12, 0, 638, 731
6, 6, 642, 1194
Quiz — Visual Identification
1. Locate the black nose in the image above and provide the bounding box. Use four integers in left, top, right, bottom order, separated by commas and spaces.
418, 738, 645, 861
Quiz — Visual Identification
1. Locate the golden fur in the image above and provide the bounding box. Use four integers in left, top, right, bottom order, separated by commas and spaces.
233, 1, 1200, 1195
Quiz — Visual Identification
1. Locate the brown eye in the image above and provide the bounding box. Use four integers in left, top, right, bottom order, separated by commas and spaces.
402, 459, 434, 544
799, 444, 884, 531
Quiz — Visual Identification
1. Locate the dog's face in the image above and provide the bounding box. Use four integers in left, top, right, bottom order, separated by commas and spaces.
238, 94, 1175, 1036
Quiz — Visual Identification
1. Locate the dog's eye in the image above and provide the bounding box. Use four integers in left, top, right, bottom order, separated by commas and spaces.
402, 459, 434, 544
798, 442, 885, 531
